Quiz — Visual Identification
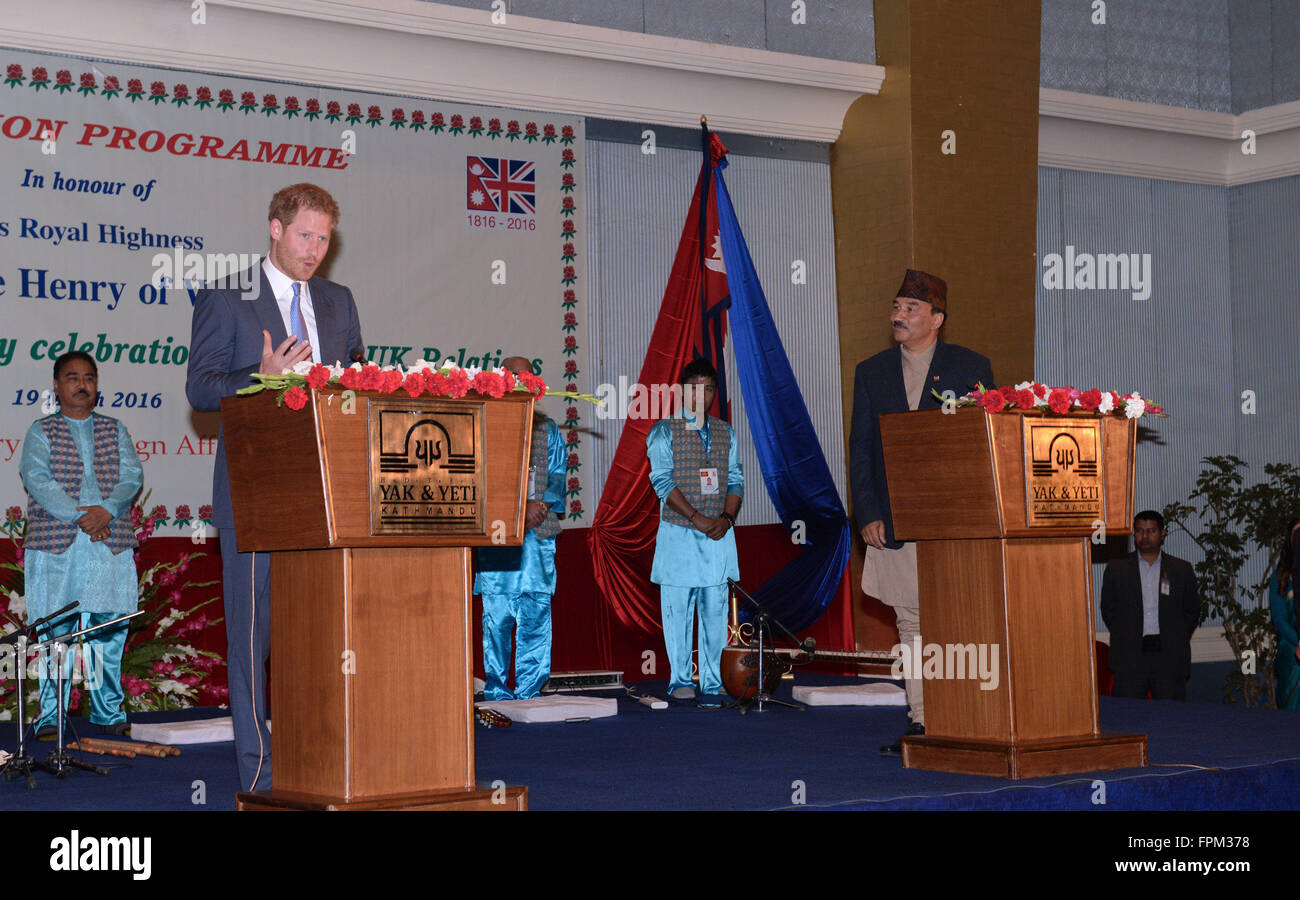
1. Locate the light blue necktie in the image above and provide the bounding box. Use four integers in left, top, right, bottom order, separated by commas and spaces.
289, 281, 304, 343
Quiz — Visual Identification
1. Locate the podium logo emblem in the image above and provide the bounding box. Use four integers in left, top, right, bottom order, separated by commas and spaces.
368, 400, 485, 534
1023, 418, 1104, 526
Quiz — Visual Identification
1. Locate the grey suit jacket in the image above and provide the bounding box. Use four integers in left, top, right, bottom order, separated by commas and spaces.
185, 267, 364, 529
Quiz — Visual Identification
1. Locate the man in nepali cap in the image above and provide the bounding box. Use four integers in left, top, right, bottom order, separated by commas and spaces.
848, 269, 993, 755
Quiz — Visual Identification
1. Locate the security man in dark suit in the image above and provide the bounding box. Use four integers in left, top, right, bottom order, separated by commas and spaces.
1101, 510, 1201, 701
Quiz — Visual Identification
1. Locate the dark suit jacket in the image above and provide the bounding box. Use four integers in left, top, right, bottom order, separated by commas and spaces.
1100, 551, 1201, 681
185, 267, 363, 529
848, 341, 993, 548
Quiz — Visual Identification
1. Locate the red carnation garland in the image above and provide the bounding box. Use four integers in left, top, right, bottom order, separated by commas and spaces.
245, 358, 572, 408
943, 382, 1167, 419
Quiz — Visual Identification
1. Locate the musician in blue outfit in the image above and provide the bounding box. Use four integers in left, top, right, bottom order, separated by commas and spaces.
20, 352, 142, 739
646, 359, 744, 707
1271, 518, 1300, 711
473, 356, 566, 701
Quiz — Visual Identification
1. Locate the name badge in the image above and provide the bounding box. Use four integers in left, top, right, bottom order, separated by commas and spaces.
1160, 577, 1170, 596
699, 467, 719, 495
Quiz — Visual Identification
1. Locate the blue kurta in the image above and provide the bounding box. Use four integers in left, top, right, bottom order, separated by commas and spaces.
646, 411, 744, 697
473, 417, 565, 701
473, 417, 566, 595
646, 412, 744, 587
1271, 571, 1299, 711
20, 415, 142, 618
20, 413, 142, 728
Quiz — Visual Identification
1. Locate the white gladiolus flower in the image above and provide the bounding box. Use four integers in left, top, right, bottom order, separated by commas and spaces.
1014, 381, 1035, 392
8, 591, 23, 618
291, 360, 315, 376
1098, 392, 1114, 414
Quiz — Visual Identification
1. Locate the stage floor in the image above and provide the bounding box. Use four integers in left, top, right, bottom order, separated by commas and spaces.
3, 676, 1297, 811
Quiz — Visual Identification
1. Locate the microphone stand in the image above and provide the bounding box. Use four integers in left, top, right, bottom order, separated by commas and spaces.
727, 578, 805, 714
1, 602, 79, 788
26, 610, 144, 780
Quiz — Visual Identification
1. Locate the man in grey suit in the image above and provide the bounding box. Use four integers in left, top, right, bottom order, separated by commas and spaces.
1101, 510, 1201, 701
186, 183, 364, 791
849, 269, 993, 755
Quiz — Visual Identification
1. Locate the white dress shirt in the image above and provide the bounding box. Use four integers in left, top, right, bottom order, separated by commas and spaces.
1138, 552, 1163, 636
262, 257, 322, 364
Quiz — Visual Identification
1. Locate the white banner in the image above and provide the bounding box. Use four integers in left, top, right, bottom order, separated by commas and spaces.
0, 51, 591, 528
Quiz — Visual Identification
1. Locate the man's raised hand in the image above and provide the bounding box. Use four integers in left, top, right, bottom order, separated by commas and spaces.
260, 329, 312, 375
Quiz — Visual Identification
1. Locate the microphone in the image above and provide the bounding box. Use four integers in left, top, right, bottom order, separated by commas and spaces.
0, 601, 80, 646
348, 347, 366, 365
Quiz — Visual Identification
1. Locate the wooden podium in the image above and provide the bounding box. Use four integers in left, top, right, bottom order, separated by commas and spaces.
220, 386, 534, 810
878, 407, 1148, 778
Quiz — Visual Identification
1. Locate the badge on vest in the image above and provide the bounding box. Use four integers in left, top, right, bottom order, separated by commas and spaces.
699, 467, 719, 495
1160, 577, 1170, 596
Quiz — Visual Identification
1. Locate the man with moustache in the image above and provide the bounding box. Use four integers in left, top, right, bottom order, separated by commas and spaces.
849, 269, 993, 755
186, 183, 363, 792
20, 352, 142, 740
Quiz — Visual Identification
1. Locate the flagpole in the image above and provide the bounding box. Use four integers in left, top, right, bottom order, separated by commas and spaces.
698, 114, 728, 419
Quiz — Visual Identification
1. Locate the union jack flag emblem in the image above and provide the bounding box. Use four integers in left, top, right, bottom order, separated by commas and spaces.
467, 156, 536, 215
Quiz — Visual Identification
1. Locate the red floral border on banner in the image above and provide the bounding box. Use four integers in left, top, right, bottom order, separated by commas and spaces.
3, 60, 587, 521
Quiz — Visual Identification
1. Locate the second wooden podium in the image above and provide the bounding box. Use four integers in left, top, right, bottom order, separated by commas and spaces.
221, 387, 535, 810
879, 407, 1148, 778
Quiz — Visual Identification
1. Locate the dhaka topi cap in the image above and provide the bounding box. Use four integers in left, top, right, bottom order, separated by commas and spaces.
896, 269, 947, 312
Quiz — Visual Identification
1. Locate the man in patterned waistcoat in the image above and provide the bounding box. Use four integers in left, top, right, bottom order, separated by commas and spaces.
646, 359, 744, 707
473, 356, 566, 701
19, 352, 142, 739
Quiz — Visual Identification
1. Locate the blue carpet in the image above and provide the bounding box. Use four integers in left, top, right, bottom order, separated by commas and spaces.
0, 707, 241, 811
3, 679, 1297, 810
